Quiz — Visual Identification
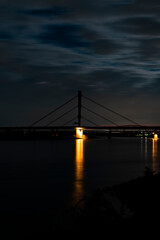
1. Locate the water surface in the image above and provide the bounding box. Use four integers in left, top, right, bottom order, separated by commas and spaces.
0, 137, 159, 233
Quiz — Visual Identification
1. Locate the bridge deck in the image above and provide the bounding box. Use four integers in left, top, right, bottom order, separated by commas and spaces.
0, 125, 160, 130
0, 125, 159, 139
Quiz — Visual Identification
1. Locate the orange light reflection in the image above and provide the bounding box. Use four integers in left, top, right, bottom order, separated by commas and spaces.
73, 139, 84, 204
152, 139, 159, 174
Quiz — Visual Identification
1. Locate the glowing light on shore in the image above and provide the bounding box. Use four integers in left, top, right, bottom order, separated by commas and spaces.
154, 134, 158, 140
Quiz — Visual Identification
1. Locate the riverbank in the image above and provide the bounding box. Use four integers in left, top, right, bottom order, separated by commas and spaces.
55, 170, 160, 236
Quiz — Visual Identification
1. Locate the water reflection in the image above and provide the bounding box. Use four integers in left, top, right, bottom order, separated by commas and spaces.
152, 139, 159, 174
73, 139, 84, 204
141, 137, 149, 167
145, 138, 148, 163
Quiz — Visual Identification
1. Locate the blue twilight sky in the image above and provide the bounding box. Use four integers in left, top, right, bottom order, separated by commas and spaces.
0, 0, 160, 126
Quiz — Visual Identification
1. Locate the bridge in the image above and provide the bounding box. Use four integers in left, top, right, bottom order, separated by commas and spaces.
0, 91, 160, 139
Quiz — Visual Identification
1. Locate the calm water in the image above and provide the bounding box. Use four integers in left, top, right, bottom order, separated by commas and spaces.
0, 137, 159, 230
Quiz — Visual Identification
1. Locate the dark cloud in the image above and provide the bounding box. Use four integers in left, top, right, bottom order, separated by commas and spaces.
38, 24, 90, 49
114, 17, 160, 36
138, 39, 160, 60
0, 31, 12, 40
91, 39, 119, 55
23, 7, 68, 17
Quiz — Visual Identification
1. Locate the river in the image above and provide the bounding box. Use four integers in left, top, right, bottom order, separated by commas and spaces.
0, 137, 159, 234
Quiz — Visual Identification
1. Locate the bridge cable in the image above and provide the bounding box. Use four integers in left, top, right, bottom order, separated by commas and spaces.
46, 106, 77, 126
81, 116, 99, 126
83, 95, 140, 126
63, 116, 77, 126
82, 106, 118, 126
30, 95, 77, 126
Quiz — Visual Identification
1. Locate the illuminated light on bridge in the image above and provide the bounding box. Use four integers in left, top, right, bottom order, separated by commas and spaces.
76, 127, 84, 139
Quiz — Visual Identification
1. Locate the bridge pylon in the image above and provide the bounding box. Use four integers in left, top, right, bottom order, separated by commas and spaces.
75, 90, 84, 139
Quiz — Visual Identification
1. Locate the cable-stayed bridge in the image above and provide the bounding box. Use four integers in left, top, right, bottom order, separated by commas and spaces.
0, 91, 160, 139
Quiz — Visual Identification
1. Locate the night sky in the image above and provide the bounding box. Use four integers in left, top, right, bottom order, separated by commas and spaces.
1, 0, 160, 126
